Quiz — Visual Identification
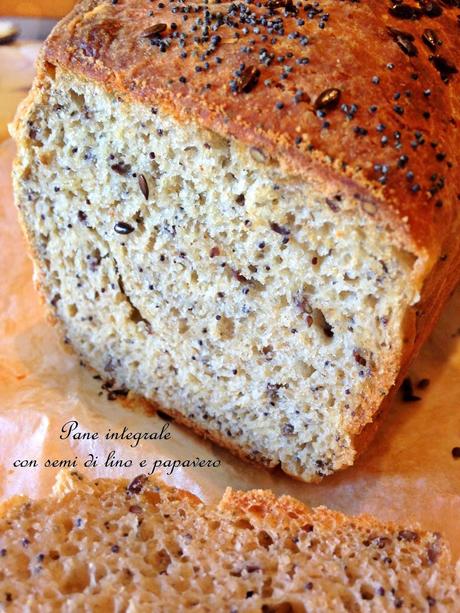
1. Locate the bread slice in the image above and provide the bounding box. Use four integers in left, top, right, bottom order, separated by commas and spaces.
10, 1, 460, 480
0, 472, 457, 612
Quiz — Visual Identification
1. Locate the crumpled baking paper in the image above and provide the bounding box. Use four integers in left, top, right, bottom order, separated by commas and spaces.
1, 126, 459, 558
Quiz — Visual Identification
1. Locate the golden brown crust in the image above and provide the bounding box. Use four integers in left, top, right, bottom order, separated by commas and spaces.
41, 0, 460, 264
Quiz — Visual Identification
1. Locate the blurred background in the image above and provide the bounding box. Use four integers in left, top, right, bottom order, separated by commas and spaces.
0, 1, 77, 141
0, 0, 77, 40
0, 1, 75, 20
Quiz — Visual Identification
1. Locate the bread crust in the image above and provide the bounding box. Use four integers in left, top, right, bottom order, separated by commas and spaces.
40, 0, 460, 261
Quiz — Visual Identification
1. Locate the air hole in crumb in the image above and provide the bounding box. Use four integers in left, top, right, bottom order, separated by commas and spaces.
262, 577, 274, 598
61, 543, 79, 556
262, 602, 306, 613
146, 234, 157, 252
217, 316, 234, 340
360, 585, 375, 601
156, 549, 171, 574
344, 273, 360, 286
130, 306, 146, 325
44, 61, 56, 78
61, 563, 90, 594
397, 248, 417, 271
234, 518, 254, 530
178, 319, 189, 334
68, 89, 86, 109
262, 345, 274, 360
298, 362, 315, 378
278, 295, 289, 308
88, 248, 102, 271
313, 309, 334, 340
338, 595, 357, 609
258, 530, 274, 549
365, 294, 378, 308
248, 504, 264, 515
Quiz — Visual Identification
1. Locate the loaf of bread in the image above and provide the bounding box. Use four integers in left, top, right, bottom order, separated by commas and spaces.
0, 471, 457, 611
11, 0, 460, 481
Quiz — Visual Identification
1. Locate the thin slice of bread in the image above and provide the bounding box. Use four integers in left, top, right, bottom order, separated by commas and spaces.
0, 472, 457, 612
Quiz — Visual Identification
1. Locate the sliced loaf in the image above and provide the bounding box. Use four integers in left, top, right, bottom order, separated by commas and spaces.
0, 472, 458, 612
11, 1, 460, 480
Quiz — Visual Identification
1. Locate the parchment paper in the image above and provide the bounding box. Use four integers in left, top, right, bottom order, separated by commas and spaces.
0, 42, 41, 142
1, 119, 459, 555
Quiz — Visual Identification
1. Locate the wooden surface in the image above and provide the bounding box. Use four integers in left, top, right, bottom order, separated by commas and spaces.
0, 1, 75, 19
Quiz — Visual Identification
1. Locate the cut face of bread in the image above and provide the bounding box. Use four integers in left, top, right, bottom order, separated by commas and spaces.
0, 472, 457, 611
12, 69, 425, 481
